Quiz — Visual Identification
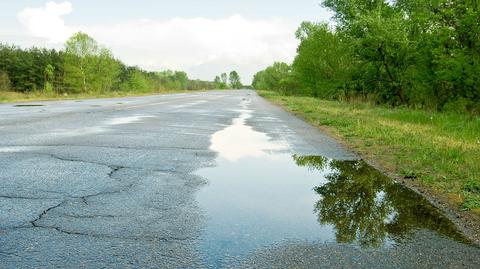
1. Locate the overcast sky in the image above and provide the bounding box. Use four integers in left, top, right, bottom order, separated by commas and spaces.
0, 1, 332, 83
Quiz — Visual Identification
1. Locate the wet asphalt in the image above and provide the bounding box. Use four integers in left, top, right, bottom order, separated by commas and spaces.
0, 90, 479, 268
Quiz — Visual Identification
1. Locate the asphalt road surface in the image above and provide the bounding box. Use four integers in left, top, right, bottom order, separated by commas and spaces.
0, 90, 479, 268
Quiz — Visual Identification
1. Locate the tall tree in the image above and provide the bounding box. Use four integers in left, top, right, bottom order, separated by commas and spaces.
64, 32, 99, 92
229, 71, 242, 89
64, 32, 120, 93
43, 64, 55, 93
221, 73, 228, 85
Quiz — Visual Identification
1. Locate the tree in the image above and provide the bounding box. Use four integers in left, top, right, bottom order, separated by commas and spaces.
293, 22, 355, 98
221, 73, 228, 85
174, 71, 188, 89
252, 62, 297, 94
44, 64, 55, 93
228, 71, 242, 89
0, 70, 11, 91
64, 32, 120, 93
252, 0, 479, 112
64, 32, 99, 92
214, 75, 228, 89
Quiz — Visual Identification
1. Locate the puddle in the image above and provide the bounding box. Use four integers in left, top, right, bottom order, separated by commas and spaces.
196, 103, 469, 267
106, 116, 153, 125
210, 107, 287, 161
14, 104, 45, 107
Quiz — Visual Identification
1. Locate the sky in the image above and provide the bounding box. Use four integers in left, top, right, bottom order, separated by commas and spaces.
0, 1, 333, 84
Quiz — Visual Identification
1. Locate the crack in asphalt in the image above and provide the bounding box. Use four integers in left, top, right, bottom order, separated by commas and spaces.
0, 144, 206, 151
3, 150, 188, 175
1, 145, 202, 246
0, 195, 55, 200
76, 181, 137, 202
30, 200, 67, 228
4, 201, 195, 243
60, 214, 117, 219
107, 166, 123, 178
28, 224, 196, 242
42, 153, 125, 172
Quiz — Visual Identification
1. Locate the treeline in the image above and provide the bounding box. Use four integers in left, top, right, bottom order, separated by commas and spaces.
253, 0, 480, 113
214, 71, 243, 89
0, 32, 220, 94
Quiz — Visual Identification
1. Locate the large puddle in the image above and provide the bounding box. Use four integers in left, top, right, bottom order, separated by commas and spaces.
195, 102, 469, 267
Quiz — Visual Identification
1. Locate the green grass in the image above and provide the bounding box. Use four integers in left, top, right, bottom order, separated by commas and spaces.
0, 89, 201, 104
259, 90, 480, 213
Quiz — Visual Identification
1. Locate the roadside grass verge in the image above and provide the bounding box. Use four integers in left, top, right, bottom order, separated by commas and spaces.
258, 90, 480, 214
0, 89, 206, 104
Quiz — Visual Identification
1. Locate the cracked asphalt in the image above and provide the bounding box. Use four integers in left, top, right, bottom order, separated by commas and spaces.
0, 90, 479, 268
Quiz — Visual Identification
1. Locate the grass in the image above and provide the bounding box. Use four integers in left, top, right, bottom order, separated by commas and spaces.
0, 89, 198, 104
258, 90, 480, 213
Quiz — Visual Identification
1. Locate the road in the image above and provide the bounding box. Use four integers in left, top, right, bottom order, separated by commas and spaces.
0, 90, 479, 268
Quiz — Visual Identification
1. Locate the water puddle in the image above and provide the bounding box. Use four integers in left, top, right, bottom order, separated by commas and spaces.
196, 103, 469, 267
106, 115, 154, 125
14, 104, 45, 107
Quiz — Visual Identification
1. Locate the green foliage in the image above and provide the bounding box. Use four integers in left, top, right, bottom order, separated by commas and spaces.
252, 62, 298, 95
294, 22, 354, 98
0, 44, 65, 92
43, 64, 55, 93
64, 32, 121, 93
254, 0, 480, 113
0, 70, 11, 91
464, 178, 480, 194
214, 75, 228, 89
220, 73, 228, 85
228, 71, 242, 89
1, 32, 217, 95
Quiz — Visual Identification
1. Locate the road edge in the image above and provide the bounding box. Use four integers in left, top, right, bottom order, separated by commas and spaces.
257, 92, 480, 246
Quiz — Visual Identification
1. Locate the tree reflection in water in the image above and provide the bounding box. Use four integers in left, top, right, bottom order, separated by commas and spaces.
293, 155, 467, 247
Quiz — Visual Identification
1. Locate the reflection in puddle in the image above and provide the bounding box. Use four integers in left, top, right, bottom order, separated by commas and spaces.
197, 104, 469, 267
107, 115, 153, 125
210, 107, 287, 161
295, 156, 466, 247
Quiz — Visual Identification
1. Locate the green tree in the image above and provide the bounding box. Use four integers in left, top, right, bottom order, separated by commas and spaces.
293, 22, 355, 98
0, 70, 11, 91
64, 32, 120, 93
214, 75, 227, 89
228, 71, 242, 89
64, 32, 99, 92
252, 62, 297, 94
43, 64, 55, 93
221, 73, 228, 85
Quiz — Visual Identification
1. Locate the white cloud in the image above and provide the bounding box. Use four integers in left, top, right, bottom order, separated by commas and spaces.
86, 15, 299, 83
16, 2, 299, 83
17, 1, 73, 43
